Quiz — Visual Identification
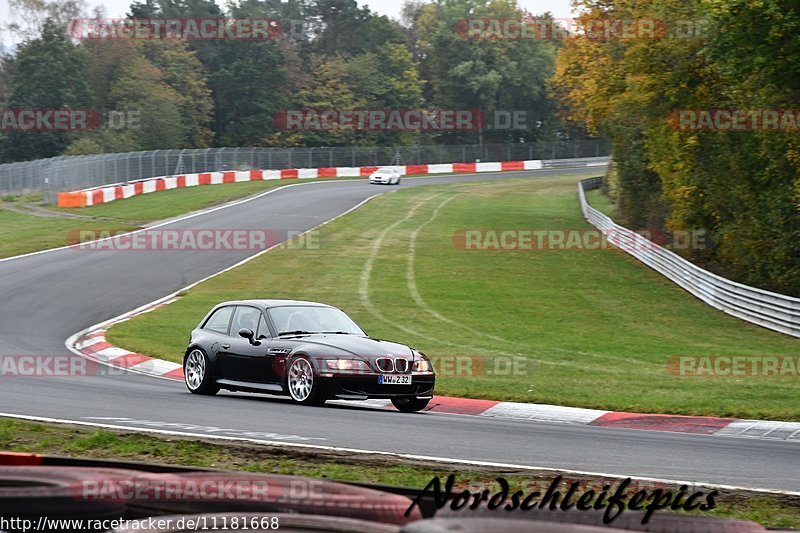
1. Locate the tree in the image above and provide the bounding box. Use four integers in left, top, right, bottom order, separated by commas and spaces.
108, 56, 187, 150
0, 19, 93, 162
552, 0, 800, 295
143, 40, 213, 147
346, 42, 424, 145
304, 0, 404, 57
410, 0, 559, 143
267, 54, 365, 147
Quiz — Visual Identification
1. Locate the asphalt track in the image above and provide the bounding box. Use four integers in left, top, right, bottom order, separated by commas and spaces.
0, 167, 797, 493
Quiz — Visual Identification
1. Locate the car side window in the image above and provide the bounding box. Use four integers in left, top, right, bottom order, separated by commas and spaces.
231, 306, 261, 336
204, 306, 234, 335
256, 313, 270, 340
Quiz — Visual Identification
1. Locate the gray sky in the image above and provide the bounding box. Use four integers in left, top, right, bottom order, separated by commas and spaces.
1, 0, 576, 48
2, 0, 575, 22
82, 0, 574, 19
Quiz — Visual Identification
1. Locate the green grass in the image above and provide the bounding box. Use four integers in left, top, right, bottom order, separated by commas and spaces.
585, 188, 614, 216
0, 418, 797, 529
107, 173, 800, 420
0, 178, 335, 259
0, 209, 134, 258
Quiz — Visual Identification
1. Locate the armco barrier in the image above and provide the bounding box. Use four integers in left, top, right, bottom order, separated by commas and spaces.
57, 157, 609, 208
579, 178, 800, 338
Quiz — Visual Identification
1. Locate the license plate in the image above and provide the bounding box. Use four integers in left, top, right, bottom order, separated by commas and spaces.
378, 374, 412, 385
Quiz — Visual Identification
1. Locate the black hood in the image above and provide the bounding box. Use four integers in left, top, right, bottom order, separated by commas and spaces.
276, 334, 414, 359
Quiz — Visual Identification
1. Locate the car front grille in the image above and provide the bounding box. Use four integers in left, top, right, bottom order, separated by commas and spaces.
375, 357, 394, 372
394, 358, 410, 373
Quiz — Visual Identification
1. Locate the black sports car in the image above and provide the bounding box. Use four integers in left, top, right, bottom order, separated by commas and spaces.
183, 300, 435, 412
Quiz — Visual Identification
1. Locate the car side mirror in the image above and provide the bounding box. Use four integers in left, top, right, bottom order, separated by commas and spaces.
238, 328, 260, 346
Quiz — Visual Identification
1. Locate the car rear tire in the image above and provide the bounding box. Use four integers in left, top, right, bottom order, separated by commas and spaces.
287, 356, 326, 406
391, 398, 430, 412
184, 348, 219, 396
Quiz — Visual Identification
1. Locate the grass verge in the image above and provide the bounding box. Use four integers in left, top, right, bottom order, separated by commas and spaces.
0, 418, 797, 529
108, 173, 800, 420
0, 178, 337, 259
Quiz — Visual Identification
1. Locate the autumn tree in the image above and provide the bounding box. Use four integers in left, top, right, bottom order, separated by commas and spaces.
552, 0, 800, 294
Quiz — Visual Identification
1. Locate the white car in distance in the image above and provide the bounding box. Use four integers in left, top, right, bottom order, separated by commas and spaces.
368, 166, 402, 185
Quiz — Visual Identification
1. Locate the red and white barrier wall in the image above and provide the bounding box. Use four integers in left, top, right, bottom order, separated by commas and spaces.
57, 160, 544, 208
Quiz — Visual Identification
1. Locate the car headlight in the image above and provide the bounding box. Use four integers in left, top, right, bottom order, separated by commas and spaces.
325, 359, 369, 371
413, 359, 432, 372
412, 352, 433, 373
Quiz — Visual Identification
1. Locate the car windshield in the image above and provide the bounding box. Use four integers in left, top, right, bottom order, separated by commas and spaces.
269, 306, 365, 336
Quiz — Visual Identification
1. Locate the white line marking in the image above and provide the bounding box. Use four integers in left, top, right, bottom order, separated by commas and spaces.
405, 193, 525, 347
357, 192, 445, 339
0, 411, 795, 496
355, 193, 512, 355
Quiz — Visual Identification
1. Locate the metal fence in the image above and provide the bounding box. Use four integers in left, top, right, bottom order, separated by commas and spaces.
579, 178, 800, 338
0, 140, 611, 203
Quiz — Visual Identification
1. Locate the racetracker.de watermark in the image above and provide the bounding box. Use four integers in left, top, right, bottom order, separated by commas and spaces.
428, 355, 530, 377
454, 18, 707, 40
452, 229, 707, 252
68, 18, 281, 40
274, 109, 483, 131
667, 356, 800, 377
0, 355, 128, 377
67, 229, 321, 251
72, 476, 324, 502
0, 109, 140, 132
1, 109, 98, 132
669, 109, 800, 131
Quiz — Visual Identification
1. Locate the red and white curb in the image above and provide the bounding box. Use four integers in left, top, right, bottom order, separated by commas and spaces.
69, 329, 800, 441
73, 329, 184, 381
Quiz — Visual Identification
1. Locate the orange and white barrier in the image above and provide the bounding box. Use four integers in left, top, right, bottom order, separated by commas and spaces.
57, 160, 546, 208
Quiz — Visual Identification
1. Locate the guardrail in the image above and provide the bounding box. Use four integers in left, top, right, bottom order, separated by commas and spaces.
0, 139, 611, 204
579, 178, 800, 338
59, 156, 612, 208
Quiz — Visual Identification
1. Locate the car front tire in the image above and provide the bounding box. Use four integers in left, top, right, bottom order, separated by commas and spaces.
184, 348, 219, 395
391, 397, 430, 412
287, 356, 326, 406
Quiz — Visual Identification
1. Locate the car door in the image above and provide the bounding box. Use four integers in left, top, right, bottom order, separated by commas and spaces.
201, 304, 235, 363
221, 306, 276, 383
